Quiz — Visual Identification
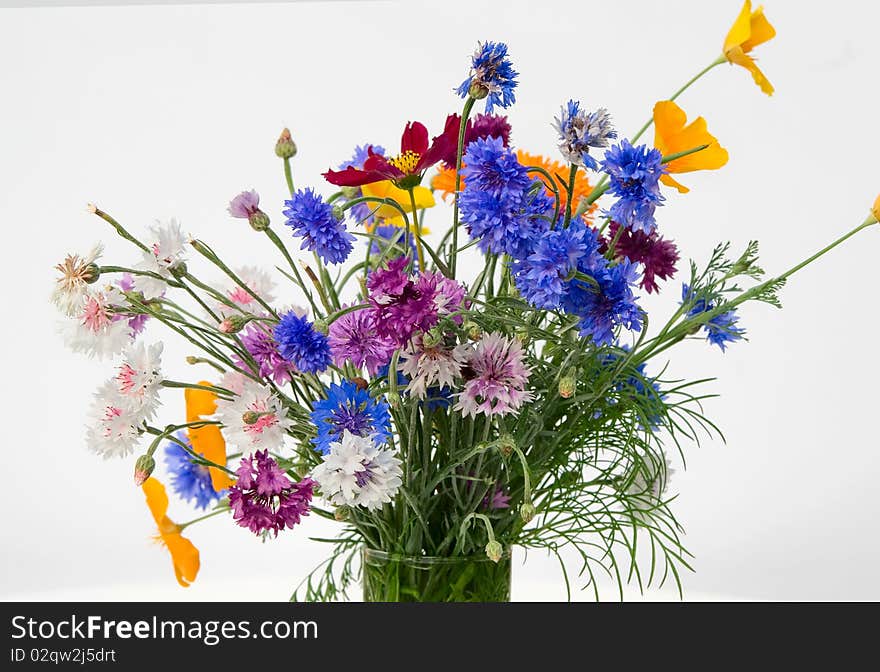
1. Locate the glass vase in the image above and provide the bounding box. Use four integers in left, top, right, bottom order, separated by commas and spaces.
361, 547, 512, 602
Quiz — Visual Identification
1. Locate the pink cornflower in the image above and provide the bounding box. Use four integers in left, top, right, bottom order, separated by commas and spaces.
455, 332, 533, 418
400, 334, 470, 398
328, 305, 395, 375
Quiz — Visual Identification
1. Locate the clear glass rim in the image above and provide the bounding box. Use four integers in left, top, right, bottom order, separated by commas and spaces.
362, 546, 512, 564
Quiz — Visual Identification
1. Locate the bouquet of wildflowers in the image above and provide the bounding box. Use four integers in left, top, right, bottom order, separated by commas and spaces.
52, 1, 879, 601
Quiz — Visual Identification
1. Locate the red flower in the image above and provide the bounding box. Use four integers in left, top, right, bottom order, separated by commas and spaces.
323, 121, 456, 190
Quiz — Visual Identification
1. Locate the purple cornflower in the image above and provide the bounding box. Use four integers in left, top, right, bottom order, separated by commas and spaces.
483, 485, 511, 510
283, 188, 355, 264
328, 306, 395, 375
605, 222, 679, 294
455, 332, 533, 418
228, 450, 314, 536
602, 140, 666, 235
239, 323, 297, 385
366, 258, 437, 346
274, 311, 331, 373
457, 41, 518, 114
227, 189, 270, 230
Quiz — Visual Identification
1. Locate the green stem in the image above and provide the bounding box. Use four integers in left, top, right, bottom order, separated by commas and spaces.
407, 188, 426, 271
263, 227, 321, 316
450, 96, 476, 278
161, 380, 233, 397
89, 205, 150, 253
283, 158, 295, 197
562, 164, 578, 228
179, 507, 229, 530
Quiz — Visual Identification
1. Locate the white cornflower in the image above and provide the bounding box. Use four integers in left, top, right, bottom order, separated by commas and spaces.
214, 379, 292, 453
399, 334, 470, 399
51, 243, 103, 316
553, 100, 616, 170
85, 381, 144, 459
310, 430, 402, 511
218, 266, 277, 316
133, 219, 188, 299
113, 342, 163, 423
61, 285, 132, 360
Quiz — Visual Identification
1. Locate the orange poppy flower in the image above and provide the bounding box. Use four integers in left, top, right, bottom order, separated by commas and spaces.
432, 166, 458, 202
723, 1, 776, 95
142, 478, 200, 587
185, 384, 234, 491
653, 101, 729, 194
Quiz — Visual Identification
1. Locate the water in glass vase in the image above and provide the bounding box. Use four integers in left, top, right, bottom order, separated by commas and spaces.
361, 548, 512, 602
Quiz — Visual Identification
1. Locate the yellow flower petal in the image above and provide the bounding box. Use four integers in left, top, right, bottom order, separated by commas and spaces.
143, 477, 168, 525
361, 181, 435, 219
189, 425, 234, 491
723, 1, 776, 95
142, 478, 201, 588
872, 194, 880, 222
742, 5, 776, 52
727, 47, 774, 95
723, 0, 755, 55
653, 100, 729, 193
185, 383, 217, 423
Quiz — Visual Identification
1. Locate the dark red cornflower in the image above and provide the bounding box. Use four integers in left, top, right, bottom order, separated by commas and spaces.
606, 222, 680, 294
323, 121, 457, 190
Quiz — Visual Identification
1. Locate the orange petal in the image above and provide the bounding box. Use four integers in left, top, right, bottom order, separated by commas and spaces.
142, 477, 169, 526
189, 425, 234, 491
660, 173, 691, 194
185, 383, 218, 423
163, 532, 200, 588
653, 101, 729, 182
723, 0, 754, 55
742, 6, 776, 52
728, 47, 774, 95
431, 166, 459, 201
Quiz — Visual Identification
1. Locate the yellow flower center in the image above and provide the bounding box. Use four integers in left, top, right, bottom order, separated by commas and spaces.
389, 150, 421, 174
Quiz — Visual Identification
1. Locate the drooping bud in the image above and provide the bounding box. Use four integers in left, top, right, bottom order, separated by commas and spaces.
463, 320, 482, 341
386, 391, 402, 409
558, 369, 577, 399
242, 410, 262, 425
185, 356, 199, 365
334, 506, 352, 522
275, 128, 297, 159
496, 433, 516, 458
520, 501, 536, 523
133, 454, 156, 486
169, 261, 188, 279
82, 263, 101, 285
485, 539, 503, 563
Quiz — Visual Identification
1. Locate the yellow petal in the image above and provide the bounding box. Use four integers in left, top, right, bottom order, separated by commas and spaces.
723, 0, 754, 55
872, 194, 880, 222
742, 5, 776, 52
185, 383, 217, 424
163, 532, 200, 588
653, 100, 729, 191
142, 477, 169, 526
361, 181, 436, 219
189, 425, 234, 491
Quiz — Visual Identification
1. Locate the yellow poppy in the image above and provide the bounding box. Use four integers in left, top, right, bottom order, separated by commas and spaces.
143, 478, 200, 587
872, 194, 880, 223
360, 180, 435, 220
185, 384, 234, 492
723, 1, 776, 95
653, 101, 729, 194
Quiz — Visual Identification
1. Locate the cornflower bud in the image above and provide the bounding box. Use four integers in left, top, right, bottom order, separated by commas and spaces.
485, 540, 503, 563
133, 454, 156, 486
497, 433, 516, 458
275, 128, 297, 159
558, 370, 577, 399
219, 315, 249, 334
520, 501, 536, 523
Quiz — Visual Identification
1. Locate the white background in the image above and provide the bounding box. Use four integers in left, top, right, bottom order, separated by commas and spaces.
1, 0, 878, 601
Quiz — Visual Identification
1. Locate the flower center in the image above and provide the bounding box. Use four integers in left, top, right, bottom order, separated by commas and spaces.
389, 150, 421, 175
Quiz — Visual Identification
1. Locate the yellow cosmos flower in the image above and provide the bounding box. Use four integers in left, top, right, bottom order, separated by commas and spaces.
653, 101, 729, 194
723, 1, 776, 95
143, 478, 200, 587
185, 384, 234, 492
360, 180, 435, 220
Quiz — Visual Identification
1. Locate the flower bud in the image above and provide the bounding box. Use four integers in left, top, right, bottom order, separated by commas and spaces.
334, 505, 352, 522
341, 186, 359, 200
186, 356, 199, 365
133, 454, 155, 486
248, 210, 270, 232
82, 263, 101, 285
331, 205, 346, 222
421, 327, 444, 348
515, 328, 530, 345
275, 128, 297, 159
312, 319, 329, 335
872, 193, 880, 223
558, 370, 577, 399
386, 391, 402, 409
686, 322, 702, 336
219, 315, 249, 334
485, 540, 503, 563
520, 501, 536, 523
351, 377, 368, 391
496, 433, 516, 458
463, 320, 482, 341
242, 410, 263, 425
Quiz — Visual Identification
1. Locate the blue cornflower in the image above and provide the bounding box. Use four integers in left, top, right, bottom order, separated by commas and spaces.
681, 284, 744, 351
283, 188, 355, 264
511, 219, 600, 310
274, 311, 331, 373
164, 432, 223, 510
553, 100, 617, 170
459, 137, 553, 258
310, 380, 391, 454
457, 41, 518, 114
563, 257, 644, 346
601, 140, 665, 235
339, 145, 386, 226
